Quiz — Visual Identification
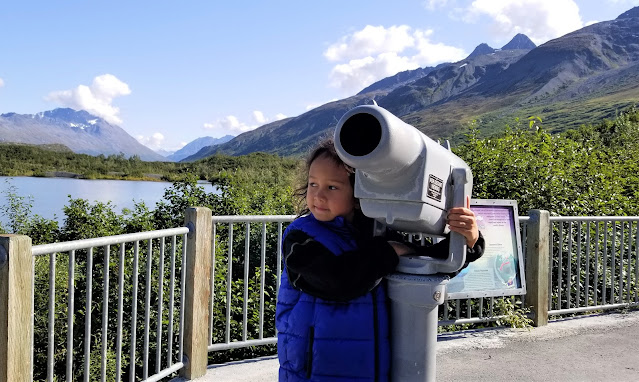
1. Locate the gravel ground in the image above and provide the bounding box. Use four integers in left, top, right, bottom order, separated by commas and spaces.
174, 309, 639, 382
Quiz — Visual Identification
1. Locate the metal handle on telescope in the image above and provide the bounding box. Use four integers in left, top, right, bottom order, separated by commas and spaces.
442, 167, 469, 273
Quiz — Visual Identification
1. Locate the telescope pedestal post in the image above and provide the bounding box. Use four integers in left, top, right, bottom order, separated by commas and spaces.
386, 274, 448, 382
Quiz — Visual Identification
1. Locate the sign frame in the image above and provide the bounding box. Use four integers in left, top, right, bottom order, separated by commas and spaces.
445, 199, 526, 300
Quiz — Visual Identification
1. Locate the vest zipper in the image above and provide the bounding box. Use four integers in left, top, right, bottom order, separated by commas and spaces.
373, 293, 379, 382
306, 326, 315, 379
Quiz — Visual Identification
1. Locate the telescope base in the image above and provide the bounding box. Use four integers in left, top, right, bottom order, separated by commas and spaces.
386, 273, 449, 382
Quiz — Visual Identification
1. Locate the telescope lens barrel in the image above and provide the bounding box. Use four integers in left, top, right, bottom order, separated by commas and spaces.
338, 113, 382, 157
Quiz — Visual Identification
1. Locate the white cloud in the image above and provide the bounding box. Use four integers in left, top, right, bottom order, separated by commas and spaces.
275, 113, 287, 120
324, 25, 416, 62
0, 78, 4, 88
324, 25, 466, 94
329, 53, 419, 94
461, 0, 584, 45
45, 74, 131, 125
422, 0, 454, 10
203, 110, 285, 135
137, 132, 165, 150
252, 110, 267, 124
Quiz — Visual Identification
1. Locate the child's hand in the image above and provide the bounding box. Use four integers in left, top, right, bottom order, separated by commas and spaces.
388, 241, 414, 256
447, 196, 479, 248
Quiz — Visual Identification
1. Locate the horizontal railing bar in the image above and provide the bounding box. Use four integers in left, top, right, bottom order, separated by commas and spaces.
438, 316, 502, 326
208, 338, 277, 352
439, 312, 535, 327
32, 227, 190, 256
549, 216, 639, 222
212, 215, 296, 223
143, 362, 185, 382
549, 302, 639, 316
210, 215, 639, 225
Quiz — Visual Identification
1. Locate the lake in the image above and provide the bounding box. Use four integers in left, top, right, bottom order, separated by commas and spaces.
0, 176, 217, 226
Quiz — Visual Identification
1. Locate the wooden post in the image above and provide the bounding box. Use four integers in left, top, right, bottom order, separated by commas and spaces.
180, 207, 212, 379
0, 235, 34, 382
524, 210, 550, 327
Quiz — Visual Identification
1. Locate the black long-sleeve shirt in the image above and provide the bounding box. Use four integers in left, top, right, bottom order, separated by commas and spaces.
283, 214, 485, 302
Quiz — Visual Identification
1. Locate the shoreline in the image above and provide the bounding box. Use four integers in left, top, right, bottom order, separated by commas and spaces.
7, 172, 177, 182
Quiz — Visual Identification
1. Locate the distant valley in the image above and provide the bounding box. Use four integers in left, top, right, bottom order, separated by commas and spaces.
167, 135, 234, 161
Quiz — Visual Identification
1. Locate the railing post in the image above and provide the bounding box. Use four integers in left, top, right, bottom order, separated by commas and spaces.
524, 210, 550, 327
180, 207, 213, 379
0, 235, 34, 382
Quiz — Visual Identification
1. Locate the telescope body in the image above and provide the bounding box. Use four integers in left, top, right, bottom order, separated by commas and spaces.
335, 104, 474, 380
334, 104, 472, 235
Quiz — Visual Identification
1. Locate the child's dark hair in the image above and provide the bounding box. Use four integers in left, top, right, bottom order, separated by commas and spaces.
294, 137, 356, 216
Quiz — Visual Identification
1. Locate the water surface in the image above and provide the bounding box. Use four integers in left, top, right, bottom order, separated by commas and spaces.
0, 176, 215, 225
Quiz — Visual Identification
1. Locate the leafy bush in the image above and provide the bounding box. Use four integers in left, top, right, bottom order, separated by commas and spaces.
455, 107, 639, 216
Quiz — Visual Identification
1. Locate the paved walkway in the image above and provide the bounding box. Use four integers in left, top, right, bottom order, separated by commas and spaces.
177, 309, 639, 382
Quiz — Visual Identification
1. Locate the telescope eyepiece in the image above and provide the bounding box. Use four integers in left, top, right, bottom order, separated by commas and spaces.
339, 113, 382, 157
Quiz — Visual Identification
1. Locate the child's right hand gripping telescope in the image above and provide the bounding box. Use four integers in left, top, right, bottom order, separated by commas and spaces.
334, 104, 473, 275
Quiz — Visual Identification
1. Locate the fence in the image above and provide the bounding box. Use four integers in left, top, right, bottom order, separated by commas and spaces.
1, 208, 638, 381
548, 216, 639, 315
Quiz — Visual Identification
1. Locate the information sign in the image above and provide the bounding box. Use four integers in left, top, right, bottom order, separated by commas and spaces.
446, 199, 526, 299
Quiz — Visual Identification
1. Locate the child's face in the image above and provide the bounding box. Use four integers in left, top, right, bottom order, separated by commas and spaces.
306, 154, 356, 222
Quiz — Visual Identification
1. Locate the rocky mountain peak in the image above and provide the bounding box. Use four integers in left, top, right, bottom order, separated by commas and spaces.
467, 43, 496, 59
38, 108, 102, 125
501, 33, 536, 50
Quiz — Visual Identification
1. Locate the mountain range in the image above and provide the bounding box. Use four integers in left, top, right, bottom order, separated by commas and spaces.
0, 108, 234, 162
166, 135, 234, 161
185, 6, 639, 160
2, 7, 638, 162
0, 108, 167, 161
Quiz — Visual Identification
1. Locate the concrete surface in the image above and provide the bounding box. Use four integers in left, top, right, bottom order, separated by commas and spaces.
177, 309, 639, 382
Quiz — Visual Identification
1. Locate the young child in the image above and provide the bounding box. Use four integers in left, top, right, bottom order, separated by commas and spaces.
275, 138, 484, 382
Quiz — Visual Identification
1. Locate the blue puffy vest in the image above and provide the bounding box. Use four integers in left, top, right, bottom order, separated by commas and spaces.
276, 214, 391, 381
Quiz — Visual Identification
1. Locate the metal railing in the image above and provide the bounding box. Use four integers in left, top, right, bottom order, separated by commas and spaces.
3, 210, 638, 381
548, 216, 639, 315
31, 227, 189, 382
207, 214, 639, 347
208, 215, 295, 353
207, 214, 524, 349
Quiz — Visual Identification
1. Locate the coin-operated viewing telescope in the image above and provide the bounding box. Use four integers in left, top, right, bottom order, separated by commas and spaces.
334, 103, 473, 275
334, 104, 474, 382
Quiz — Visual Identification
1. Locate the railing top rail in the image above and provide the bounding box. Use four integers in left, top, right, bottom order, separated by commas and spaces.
212, 215, 297, 223
549, 216, 639, 222
31, 227, 190, 256
31, 214, 638, 256
210, 214, 639, 224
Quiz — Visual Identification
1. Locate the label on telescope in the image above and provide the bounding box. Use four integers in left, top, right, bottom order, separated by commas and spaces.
427, 174, 443, 202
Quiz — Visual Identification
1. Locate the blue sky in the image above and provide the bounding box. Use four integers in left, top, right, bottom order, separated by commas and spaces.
1, 0, 638, 152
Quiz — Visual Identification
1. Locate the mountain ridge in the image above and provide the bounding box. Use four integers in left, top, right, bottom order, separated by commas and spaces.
0, 108, 166, 161
168, 135, 234, 161
189, 7, 639, 159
